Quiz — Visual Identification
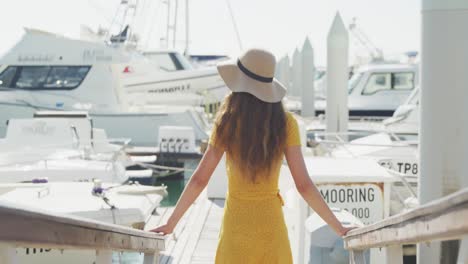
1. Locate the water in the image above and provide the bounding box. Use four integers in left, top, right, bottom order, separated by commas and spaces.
154, 175, 189, 207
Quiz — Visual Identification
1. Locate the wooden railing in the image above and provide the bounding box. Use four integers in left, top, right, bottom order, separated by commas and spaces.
0, 201, 165, 264
344, 188, 468, 264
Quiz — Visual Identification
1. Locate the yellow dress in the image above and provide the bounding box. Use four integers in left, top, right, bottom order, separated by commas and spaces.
209, 112, 301, 264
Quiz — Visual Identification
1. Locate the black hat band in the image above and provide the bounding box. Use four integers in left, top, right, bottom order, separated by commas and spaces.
237, 59, 274, 83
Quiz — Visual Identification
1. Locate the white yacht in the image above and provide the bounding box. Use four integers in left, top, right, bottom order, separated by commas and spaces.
314, 63, 419, 118
0, 29, 225, 146
0, 113, 169, 263
0, 113, 159, 182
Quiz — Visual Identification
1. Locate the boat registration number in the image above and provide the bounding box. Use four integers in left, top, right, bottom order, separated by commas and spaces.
318, 183, 384, 225
378, 158, 418, 176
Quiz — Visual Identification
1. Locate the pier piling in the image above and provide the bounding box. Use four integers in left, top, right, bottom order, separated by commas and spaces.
326, 12, 349, 139
301, 38, 315, 117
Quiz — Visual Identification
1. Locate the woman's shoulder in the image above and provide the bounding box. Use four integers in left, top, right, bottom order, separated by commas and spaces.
284, 111, 301, 146
285, 111, 298, 126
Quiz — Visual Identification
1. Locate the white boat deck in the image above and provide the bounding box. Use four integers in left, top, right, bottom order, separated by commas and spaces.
145, 190, 224, 264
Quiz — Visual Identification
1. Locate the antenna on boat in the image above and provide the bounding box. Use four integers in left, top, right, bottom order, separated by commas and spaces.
106, 0, 139, 48
348, 17, 384, 63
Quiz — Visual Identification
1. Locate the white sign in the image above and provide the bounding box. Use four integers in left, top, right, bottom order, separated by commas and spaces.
379, 158, 419, 176
318, 183, 384, 225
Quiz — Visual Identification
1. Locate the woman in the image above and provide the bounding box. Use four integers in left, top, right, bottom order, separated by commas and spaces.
151, 48, 354, 263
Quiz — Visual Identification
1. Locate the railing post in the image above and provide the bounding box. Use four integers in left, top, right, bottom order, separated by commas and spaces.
143, 252, 159, 264
386, 245, 403, 264
0, 243, 18, 264
458, 236, 468, 264
96, 250, 113, 264
297, 198, 308, 264
350, 250, 366, 264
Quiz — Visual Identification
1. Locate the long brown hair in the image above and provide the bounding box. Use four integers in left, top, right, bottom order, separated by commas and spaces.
213, 92, 287, 182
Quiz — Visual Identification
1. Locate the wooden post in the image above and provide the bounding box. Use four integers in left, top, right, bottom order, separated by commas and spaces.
297, 198, 308, 264
96, 250, 112, 264
326, 12, 349, 139
143, 252, 158, 264
282, 55, 291, 90
386, 245, 403, 264
275, 57, 284, 83
301, 37, 315, 117
419, 0, 468, 262
0, 244, 17, 264
458, 236, 468, 264
350, 250, 366, 264
291, 48, 302, 97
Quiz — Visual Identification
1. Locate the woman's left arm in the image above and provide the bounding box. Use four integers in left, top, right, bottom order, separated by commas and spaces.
149, 145, 224, 235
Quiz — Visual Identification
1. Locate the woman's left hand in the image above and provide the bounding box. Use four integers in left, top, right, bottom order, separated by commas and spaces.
149, 223, 174, 235
339, 226, 358, 237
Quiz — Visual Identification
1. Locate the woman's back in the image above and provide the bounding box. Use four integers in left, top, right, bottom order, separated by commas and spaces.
210, 111, 301, 264
209, 111, 301, 193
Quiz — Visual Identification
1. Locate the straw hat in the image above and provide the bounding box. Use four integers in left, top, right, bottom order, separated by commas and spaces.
217, 48, 287, 103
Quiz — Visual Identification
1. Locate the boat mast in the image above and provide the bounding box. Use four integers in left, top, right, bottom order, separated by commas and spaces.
184, 0, 190, 56
173, 0, 179, 48
165, 0, 171, 48
225, 0, 243, 51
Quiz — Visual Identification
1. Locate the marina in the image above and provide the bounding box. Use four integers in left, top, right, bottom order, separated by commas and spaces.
0, 0, 467, 263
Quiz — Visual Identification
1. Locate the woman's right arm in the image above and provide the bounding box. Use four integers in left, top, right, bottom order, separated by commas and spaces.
284, 145, 354, 237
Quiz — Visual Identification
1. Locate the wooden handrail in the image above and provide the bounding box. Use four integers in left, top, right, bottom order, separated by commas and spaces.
0, 201, 165, 263
343, 188, 468, 264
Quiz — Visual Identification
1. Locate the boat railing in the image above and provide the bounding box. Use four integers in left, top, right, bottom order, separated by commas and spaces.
343, 187, 468, 264
309, 131, 417, 158
312, 131, 417, 147
0, 201, 165, 264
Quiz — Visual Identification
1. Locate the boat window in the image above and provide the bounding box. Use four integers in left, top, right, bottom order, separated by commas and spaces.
145, 53, 180, 71
0, 66, 18, 88
15, 66, 51, 89
392, 72, 414, 90
44, 66, 90, 88
315, 70, 326, 81
348, 72, 363, 94
9, 66, 90, 90
362, 73, 391, 95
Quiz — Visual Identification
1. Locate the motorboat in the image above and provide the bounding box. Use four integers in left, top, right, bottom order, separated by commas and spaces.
314, 63, 419, 118
0, 29, 223, 146
0, 114, 157, 183
0, 179, 168, 263
0, 180, 167, 227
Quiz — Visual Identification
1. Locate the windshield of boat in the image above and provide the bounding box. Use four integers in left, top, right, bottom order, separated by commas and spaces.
315, 70, 326, 81
348, 72, 363, 93
403, 86, 420, 105
144, 52, 193, 72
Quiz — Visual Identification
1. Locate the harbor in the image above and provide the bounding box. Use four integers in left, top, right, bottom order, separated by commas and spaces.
0, 0, 467, 263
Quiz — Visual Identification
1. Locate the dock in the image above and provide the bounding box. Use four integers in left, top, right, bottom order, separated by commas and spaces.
145, 190, 224, 264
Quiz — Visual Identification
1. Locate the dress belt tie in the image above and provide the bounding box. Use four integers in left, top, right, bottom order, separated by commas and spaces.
227, 189, 285, 206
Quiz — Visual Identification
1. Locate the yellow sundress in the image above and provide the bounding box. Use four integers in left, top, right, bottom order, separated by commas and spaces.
209, 111, 301, 264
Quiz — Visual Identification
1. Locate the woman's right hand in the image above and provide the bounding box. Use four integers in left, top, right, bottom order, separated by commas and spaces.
149, 223, 175, 235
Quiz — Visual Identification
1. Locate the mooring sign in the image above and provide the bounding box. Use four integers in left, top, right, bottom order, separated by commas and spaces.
318, 183, 384, 225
